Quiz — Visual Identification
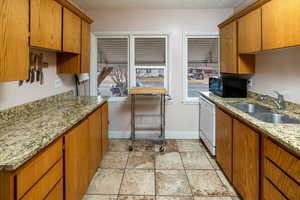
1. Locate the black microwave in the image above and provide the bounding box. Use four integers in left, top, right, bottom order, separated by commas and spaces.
209, 76, 248, 98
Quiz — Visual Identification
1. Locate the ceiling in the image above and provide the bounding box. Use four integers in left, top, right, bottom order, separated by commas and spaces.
71, 0, 247, 10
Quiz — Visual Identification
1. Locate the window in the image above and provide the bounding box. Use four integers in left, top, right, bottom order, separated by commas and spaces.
183, 35, 219, 100
132, 36, 168, 88
97, 37, 129, 97
95, 33, 169, 100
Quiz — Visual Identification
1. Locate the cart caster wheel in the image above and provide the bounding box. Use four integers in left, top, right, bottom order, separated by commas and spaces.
159, 146, 165, 152
128, 146, 133, 151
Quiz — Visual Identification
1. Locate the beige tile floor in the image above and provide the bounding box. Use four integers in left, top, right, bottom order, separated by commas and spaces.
83, 139, 241, 200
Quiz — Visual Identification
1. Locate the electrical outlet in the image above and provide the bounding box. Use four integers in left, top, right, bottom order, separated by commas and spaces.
54, 79, 62, 89
248, 79, 254, 88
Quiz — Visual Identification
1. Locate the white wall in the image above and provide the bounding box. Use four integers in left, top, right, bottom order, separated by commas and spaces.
86, 8, 233, 137
250, 46, 300, 104
0, 51, 75, 110
234, 0, 257, 12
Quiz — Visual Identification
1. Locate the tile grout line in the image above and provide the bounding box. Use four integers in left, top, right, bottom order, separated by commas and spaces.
202, 148, 236, 198
177, 141, 195, 200
116, 149, 130, 199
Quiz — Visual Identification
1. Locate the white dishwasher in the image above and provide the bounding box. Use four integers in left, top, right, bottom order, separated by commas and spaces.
199, 94, 216, 156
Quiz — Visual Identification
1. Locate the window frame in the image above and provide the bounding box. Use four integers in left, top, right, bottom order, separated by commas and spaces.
94, 32, 170, 103
182, 33, 220, 104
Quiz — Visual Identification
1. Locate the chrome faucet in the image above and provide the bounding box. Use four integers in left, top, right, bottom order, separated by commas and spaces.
273, 91, 286, 110
259, 91, 286, 110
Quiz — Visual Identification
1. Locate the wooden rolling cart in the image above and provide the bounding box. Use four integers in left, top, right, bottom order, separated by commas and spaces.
129, 87, 168, 152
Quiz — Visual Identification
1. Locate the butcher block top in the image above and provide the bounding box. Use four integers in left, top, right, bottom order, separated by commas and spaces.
129, 87, 168, 95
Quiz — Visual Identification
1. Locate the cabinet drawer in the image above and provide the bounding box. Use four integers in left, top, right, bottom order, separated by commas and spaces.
17, 139, 62, 199
264, 138, 300, 183
44, 179, 63, 200
264, 159, 300, 199
21, 159, 63, 200
263, 178, 286, 200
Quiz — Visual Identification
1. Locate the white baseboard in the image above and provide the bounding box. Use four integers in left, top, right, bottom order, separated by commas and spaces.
109, 130, 199, 139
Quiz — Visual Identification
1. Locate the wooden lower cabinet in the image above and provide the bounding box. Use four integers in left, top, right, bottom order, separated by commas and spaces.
65, 103, 109, 200
88, 107, 102, 180
16, 139, 62, 199
65, 119, 90, 200
233, 119, 260, 200
0, 138, 63, 200
216, 108, 233, 181
215, 107, 300, 200
21, 159, 63, 200
263, 178, 286, 200
0, 102, 109, 200
44, 179, 63, 200
101, 102, 109, 154
263, 138, 300, 200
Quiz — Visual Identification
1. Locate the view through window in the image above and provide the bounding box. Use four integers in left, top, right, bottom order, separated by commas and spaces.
186, 37, 219, 97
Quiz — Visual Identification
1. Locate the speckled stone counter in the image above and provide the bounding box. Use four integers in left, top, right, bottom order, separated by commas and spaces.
0, 91, 108, 171
200, 92, 300, 156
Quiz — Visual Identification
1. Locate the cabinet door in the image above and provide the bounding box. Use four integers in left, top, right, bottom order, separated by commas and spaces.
233, 119, 259, 200
216, 108, 233, 181
30, 0, 62, 50
220, 21, 237, 73
238, 8, 262, 53
63, 8, 81, 54
65, 120, 90, 200
0, 0, 29, 82
88, 108, 102, 181
262, 0, 300, 50
44, 179, 63, 200
101, 103, 109, 155
81, 20, 91, 73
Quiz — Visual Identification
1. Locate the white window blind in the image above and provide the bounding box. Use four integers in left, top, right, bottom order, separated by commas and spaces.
188, 38, 218, 66
135, 38, 166, 66
98, 38, 128, 64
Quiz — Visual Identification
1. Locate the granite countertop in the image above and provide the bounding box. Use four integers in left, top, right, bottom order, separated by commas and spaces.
200, 92, 300, 156
0, 92, 108, 171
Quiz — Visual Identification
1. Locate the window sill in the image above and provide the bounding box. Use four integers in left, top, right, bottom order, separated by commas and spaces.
182, 98, 200, 105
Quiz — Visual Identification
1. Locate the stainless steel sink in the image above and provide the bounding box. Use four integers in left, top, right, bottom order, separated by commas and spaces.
231, 103, 272, 113
230, 103, 300, 124
252, 113, 300, 124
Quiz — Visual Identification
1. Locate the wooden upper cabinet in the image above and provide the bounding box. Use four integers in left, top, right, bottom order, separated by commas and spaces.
0, 0, 29, 82
238, 8, 262, 53
58, 18, 91, 74
220, 21, 255, 74
220, 21, 237, 74
30, 0, 62, 50
262, 0, 300, 50
233, 119, 260, 200
216, 108, 233, 181
63, 8, 81, 54
81, 20, 91, 73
